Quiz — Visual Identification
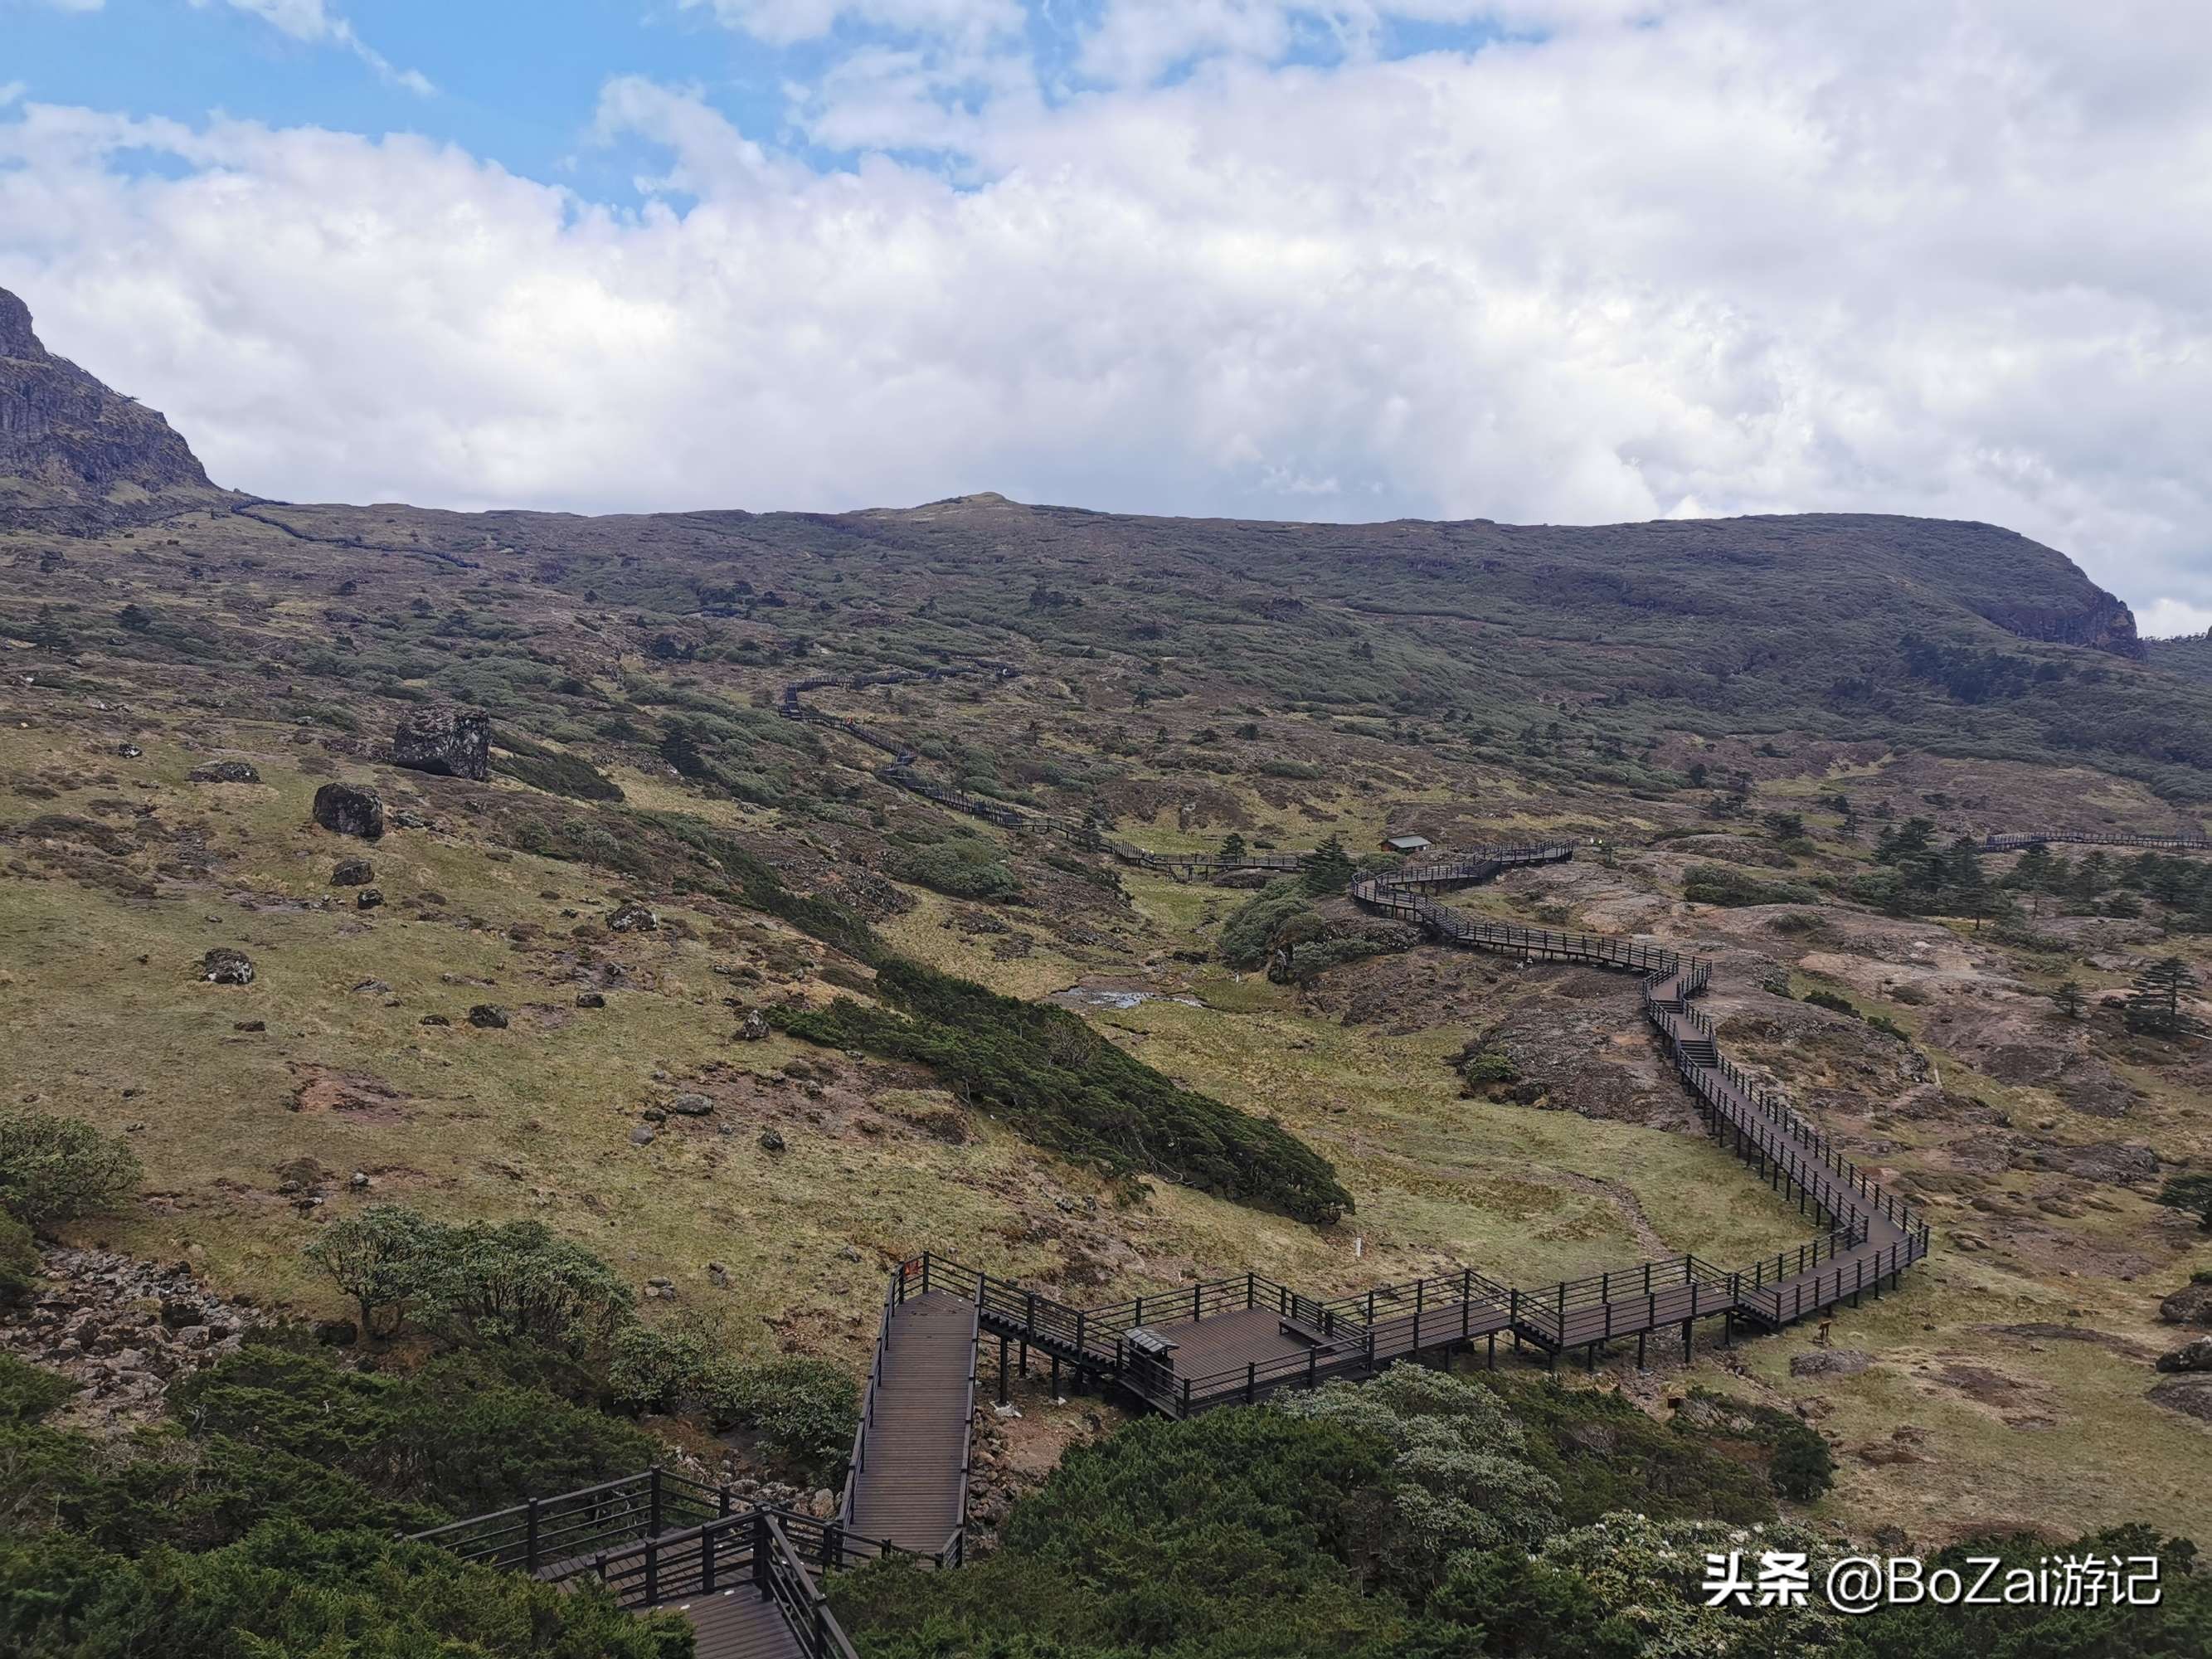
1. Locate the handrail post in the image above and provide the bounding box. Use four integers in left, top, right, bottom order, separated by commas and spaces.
525, 1496, 540, 1574
649, 1466, 663, 1538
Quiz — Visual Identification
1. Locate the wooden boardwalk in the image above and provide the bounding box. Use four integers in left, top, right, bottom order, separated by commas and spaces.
842, 1289, 977, 1560
405, 669, 2203, 1657
674, 1588, 807, 1659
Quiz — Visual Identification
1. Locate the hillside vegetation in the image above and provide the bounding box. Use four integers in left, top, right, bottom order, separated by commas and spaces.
5, 288, 2212, 1652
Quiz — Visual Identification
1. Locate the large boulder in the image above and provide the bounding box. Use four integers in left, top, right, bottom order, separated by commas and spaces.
200, 948, 254, 985
312, 782, 384, 840
329, 858, 374, 886
2157, 1336, 2212, 1374
394, 708, 490, 781
2161, 1277, 2212, 1327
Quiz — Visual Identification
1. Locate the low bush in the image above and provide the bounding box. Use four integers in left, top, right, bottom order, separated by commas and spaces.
892, 835, 1022, 901
0, 1522, 678, 1658
306, 1207, 633, 1356
173, 1344, 661, 1519
0, 1215, 37, 1306
1682, 864, 1821, 907
773, 959, 1352, 1224
0, 1112, 142, 1231
0, 1353, 74, 1425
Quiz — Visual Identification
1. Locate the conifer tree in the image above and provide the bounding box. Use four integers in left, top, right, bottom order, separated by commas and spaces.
2124, 956, 2206, 1039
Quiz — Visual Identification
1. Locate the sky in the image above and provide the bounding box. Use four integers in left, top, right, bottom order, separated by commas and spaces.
3, 2, 2209, 633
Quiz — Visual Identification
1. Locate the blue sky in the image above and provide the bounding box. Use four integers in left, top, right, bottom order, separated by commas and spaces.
4, 2, 2209, 629
5, 1, 1516, 195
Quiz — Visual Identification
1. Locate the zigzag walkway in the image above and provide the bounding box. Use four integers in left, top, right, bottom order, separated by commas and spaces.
412, 667, 2200, 1655
786, 671, 2209, 1537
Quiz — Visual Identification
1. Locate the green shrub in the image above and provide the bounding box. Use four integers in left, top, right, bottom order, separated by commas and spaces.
1770, 1424, 1835, 1500
0, 1522, 680, 1658
605, 1324, 717, 1415
0, 1214, 37, 1306
892, 835, 1022, 901
173, 1345, 659, 1517
773, 960, 1352, 1225
1278, 1365, 1560, 1590
1486, 1378, 1777, 1528
305, 1207, 633, 1354
304, 1204, 444, 1340
1801, 988, 1860, 1017
1218, 878, 1320, 969
1461, 1049, 1521, 1086
0, 1354, 74, 1425
1681, 864, 1821, 907
834, 1407, 1400, 1654
0, 1112, 142, 1230
704, 1357, 858, 1480
493, 746, 626, 802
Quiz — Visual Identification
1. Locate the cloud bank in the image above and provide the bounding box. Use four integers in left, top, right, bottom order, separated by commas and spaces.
2, 0, 2207, 622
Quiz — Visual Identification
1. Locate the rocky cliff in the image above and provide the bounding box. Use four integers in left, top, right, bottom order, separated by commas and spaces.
0, 286, 226, 529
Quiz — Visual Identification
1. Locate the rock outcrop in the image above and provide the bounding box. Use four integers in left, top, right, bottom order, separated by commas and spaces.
0, 286, 225, 528
393, 708, 491, 781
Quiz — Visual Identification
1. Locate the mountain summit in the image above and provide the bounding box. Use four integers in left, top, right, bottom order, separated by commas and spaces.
0, 285, 222, 528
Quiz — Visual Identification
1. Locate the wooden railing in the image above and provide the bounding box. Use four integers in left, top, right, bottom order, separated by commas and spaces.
1981, 830, 2210, 852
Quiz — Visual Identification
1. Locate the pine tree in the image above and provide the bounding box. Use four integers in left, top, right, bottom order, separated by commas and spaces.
1301, 834, 1356, 897
2124, 956, 2206, 1039
2049, 979, 2087, 1020
1218, 832, 1247, 864
2010, 844, 2054, 917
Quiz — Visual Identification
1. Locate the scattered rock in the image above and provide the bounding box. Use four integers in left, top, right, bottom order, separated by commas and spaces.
198, 947, 254, 985
232, 1019, 265, 1033
467, 1004, 509, 1029
357, 888, 384, 910
576, 991, 606, 1009
420, 1014, 450, 1027
1790, 1348, 1871, 1378
2156, 1336, 2212, 1374
311, 781, 385, 840
188, 761, 260, 784
2160, 1279, 2212, 1327
393, 707, 491, 781
2147, 1376, 2212, 1423
0, 1245, 255, 1434
630, 1123, 657, 1146
639, 1106, 667, 1124
349, 1171, 370, 1190
737, 1009, 769, 1042
115, 742, 142, 759
608, 902, 659, 933
329, 858, 374, 886
314, 1320, 357, 1347
351, 979, 391, 995
667, 1092, 715, 1117
758, 1128, 786, 1153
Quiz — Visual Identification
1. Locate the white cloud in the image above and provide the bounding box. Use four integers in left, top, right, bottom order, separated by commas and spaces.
189, 0, 435, 94
675, 0, 1023, 49
2, 0, 2209, 616
2138, 600, 2212, 640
